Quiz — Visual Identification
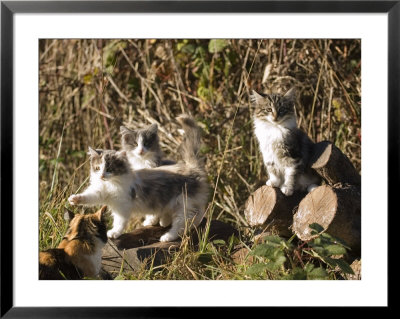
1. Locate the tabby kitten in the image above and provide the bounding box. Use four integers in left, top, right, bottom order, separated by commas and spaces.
39, 206, 108, 280
251, 88, 320, 196
68, 115, 208, 242
120, 123, 175, 226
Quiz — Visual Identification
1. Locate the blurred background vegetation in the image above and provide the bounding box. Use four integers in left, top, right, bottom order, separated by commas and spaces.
39, 39, 361, 279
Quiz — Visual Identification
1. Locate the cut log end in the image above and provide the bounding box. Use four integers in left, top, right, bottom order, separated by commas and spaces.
244, 185, 278, 226
293, 184, 361, 254
293, 185, 338, 240
310, 141, 361, 186
244, 185, 305, 237
310, 141, 332, 169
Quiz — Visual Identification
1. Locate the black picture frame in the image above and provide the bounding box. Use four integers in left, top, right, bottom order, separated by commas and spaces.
1, 0, 395, 317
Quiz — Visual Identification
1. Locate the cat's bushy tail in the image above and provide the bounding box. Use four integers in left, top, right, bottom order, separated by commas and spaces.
176, 114, 203, 169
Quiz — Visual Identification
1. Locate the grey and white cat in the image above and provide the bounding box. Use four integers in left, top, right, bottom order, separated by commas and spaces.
251, 88, 320, 196
120, 123, 175, 170
120, 123, 175, 227
68, 115, 208, 242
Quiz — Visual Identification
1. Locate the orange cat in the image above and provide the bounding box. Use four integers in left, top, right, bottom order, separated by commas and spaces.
39, 206, 108, 279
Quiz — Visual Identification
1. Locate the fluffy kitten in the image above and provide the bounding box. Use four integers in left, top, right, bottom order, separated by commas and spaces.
120, 123, 175, 227
68, 115, 208, 242
251, 88, 320, 196
39, 206, 108, 279
120, 123, 175, 169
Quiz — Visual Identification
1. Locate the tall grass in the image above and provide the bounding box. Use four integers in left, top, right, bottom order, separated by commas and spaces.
39, 39, 361, 279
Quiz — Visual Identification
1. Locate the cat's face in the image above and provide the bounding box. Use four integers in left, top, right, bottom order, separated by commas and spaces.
251, 88, 296, 125
60, 206, 108, 249
120, 124, 160, 158
88, 148, 129, 180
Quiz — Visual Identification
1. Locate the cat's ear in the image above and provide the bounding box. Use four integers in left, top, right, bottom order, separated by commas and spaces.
284, 88, 296, 101
148, 123, 158, 134
250, 90, 264, 106
120, 126, 134, 135
94, 205, 107, 222
120, 126, 137, 148
64, 208, 75, 223
88, 146, 101, 157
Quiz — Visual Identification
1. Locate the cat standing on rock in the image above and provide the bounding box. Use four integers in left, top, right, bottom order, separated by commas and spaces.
120, 123, 175, 226
251, 88, 321, 196
68, 115, 209, 242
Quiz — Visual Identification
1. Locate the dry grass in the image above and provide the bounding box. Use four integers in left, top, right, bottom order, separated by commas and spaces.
39, 39, 361, 279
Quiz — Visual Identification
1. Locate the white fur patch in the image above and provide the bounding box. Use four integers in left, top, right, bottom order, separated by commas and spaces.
254, 117, 286, 169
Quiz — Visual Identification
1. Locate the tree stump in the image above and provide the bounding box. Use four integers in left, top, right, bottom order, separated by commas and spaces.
244, 185, 306, 237
100, 218, 239, 279
293, 183, 361, 255
310, 141, 361, 186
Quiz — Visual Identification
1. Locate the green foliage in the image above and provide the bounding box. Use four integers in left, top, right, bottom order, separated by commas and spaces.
245, 225, 354, 280
208, 39, 229, 53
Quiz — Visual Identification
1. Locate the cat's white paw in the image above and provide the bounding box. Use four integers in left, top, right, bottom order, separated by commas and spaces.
266, 179, 280, 188
307, 184, 318, 193
68, 194, 81, 206
159, 232, 178, 242
143, 215, 159, 226
281, 186, 294, 196
142, 220, 155, 227
107, 229, 122, 239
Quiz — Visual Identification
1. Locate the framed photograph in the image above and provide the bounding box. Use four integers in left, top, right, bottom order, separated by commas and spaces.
1, 0, 395, 316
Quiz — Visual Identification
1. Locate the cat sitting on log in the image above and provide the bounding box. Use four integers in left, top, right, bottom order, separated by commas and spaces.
251, 88, 321, 196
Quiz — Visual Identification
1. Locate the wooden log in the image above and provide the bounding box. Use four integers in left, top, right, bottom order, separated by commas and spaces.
293, 183, 361, 255
101, 240, 179, 278
112, 225, 172, 250
244, 185, 306, 237
310, 141, 361, 186
100, 218, 238, 278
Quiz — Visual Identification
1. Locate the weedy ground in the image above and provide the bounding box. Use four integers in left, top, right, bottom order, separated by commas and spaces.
39, 39, 361, 280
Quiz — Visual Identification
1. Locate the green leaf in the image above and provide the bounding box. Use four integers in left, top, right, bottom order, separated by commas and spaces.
335, 259, 355, 275
324, 244, 347, 256
245, 263, 268, 276
308, 267, 328, 279
208, 39, 228, 53
284, 268, 307, 280
212, 239, 226, 246
265, 255, 286, 272
251, 244, 277, 259
304, 263, 315, 273
261, 235, 284, 246
178, 43, 196, 54
309, 223, 324, 234
312, 246, 327, 257
197, 252, 213, 264
323, 256, 339, 268
321, 233, 351, 249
